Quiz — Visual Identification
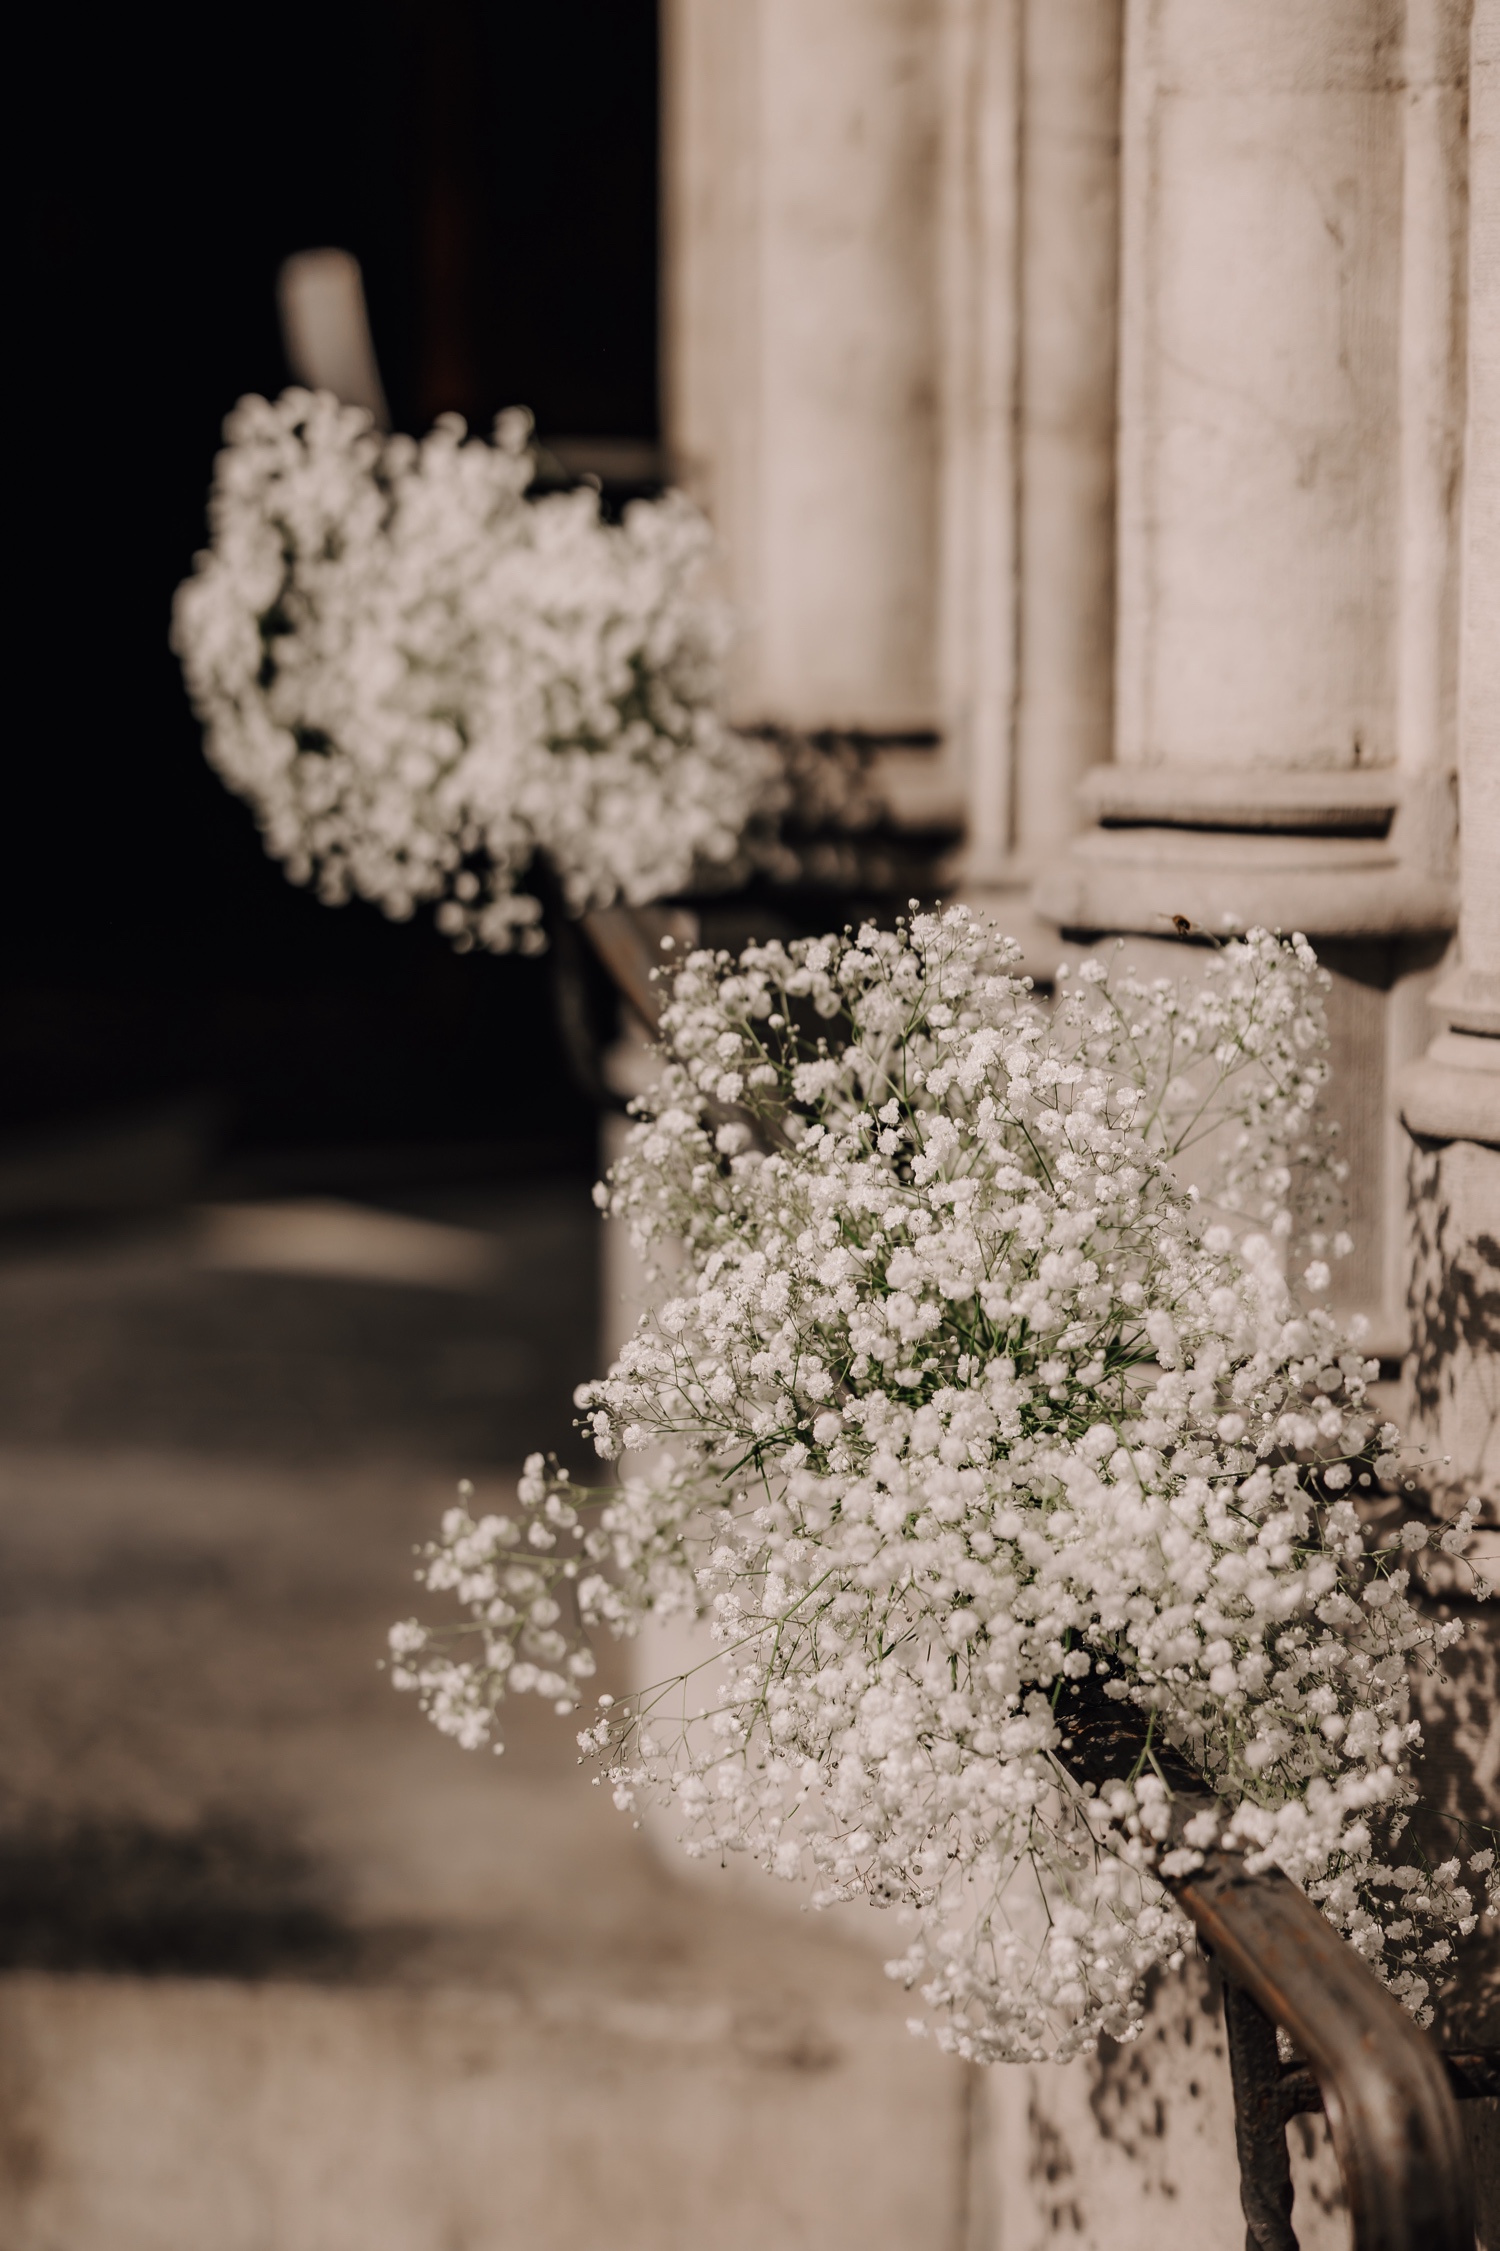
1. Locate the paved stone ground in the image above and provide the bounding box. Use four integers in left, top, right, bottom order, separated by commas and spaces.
0, 1178, 1490, 2250
0, 1178, 974, 2251
0, 1175, 955, 2000
0, 1179, 600, 1468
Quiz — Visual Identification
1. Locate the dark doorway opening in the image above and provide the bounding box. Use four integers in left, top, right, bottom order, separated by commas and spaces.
12, 2, 659, 1186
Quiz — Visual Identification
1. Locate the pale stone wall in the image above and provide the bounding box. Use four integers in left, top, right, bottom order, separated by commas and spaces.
1034, 0, 1469, 1360
663, 0, 943, 736
663, 0, 1126, 856
1396, 0, 1500, 1497
970, 1963, 1354, 2251
1115, 0, 1408, 775
655, 0, 1500, 2239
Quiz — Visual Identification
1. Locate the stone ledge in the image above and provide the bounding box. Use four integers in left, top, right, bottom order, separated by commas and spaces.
1034, 831, 1455, 941
1079, 763, 1407, 835
0, 1973, 969, 2251
1430, 968, 1500, 1039
1395, 1032, 1500, 1148
1034, 766, 1458, 939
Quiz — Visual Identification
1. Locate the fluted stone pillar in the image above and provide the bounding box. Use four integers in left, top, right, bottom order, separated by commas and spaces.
944, 0, 1124, 891
935, 0, 1023, 867
1012, 3, 1124, 862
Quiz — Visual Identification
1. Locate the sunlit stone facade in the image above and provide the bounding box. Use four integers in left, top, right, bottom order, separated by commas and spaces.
663, 0, 1498, 2234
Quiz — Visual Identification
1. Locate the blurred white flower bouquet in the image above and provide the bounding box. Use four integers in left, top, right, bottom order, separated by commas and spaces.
173, 389, 780, 952
393, 911, 1496, 2063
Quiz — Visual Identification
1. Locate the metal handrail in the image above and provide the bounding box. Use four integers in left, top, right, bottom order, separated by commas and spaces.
1280, 2048, 1500, 2113
1169, 1852, 1475, 2251
580, 903, 697, 1043
1054, 1658, 1481, 2249
579, 903, 1486, 2251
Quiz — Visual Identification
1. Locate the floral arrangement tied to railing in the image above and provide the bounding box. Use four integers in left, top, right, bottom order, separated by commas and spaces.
172, 389, 783, 953
391, 908, 1496, 2067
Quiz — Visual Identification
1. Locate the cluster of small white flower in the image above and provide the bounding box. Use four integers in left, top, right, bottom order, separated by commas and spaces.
391, 910, 1496, 2062
172, 389, 781, 950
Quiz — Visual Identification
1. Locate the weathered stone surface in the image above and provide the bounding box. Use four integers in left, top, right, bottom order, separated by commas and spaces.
1405, 1139, 1500, 1502
659, 0, 1500, 2236
0, 1192, 969, 2250
975, 1965, 1351, 2251
976, 1973, 1500, 2249
664, 0, 943, 735
0, 1975, 965, 2251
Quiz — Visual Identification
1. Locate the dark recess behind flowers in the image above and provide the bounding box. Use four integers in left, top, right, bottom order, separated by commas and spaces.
9, 0, 660, 1170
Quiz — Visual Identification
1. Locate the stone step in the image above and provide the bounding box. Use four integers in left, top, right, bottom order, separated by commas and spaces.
0, 1972, 967, 2251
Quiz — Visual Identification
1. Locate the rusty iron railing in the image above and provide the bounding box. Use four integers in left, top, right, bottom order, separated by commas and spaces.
1055, 1656, 1488, 2250
1170, 1851, 1487, 2251
580, 903, 1494, 2251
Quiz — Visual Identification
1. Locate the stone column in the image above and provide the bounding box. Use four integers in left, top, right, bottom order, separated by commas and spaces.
662, 0, 944, 752
663, 0, 1123, 849
1012, 0, 1125, 860
1034, 0, 1469, 1353
978, 5, 1493, 2241
1396, 0, 1500, 1505
945, 0, 1124, 889
935, 0, 1023, 869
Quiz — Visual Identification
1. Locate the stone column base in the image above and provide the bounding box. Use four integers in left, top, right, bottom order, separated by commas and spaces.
1031, 766, 1459, 1356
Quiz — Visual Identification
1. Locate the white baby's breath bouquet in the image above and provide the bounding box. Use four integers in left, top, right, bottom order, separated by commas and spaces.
393, 910, 1495, 2061
173, 388, 780, 951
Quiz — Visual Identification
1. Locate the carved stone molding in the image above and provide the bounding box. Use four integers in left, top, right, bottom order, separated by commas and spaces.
1033, 766, 1458, 942
1398, 1039, 1500, 1148
1396, 975, 1500, 1149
